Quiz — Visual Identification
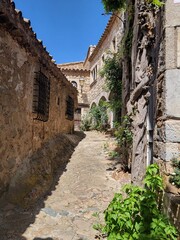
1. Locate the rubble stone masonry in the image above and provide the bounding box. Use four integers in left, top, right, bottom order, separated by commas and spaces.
0, 0, 77, 206
165, 0, 180, 157
85, 15, 123, 106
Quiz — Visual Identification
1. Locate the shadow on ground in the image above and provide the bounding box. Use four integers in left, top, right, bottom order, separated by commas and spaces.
33, 238, 53, 240
0, 131, 85, 240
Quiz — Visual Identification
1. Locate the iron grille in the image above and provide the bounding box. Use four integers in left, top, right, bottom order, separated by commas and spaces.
33, 71, 50, 122
66, 96, 74, 121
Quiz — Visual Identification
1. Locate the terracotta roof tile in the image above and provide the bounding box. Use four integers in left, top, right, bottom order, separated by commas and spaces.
88, 14, 117, 61
58, 61, 89, 72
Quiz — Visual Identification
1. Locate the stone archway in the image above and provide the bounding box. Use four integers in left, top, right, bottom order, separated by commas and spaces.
90, 102, 97, 109
98, 96, 107, 105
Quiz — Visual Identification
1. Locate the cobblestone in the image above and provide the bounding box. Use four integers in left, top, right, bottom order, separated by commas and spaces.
0, 131, 131, 240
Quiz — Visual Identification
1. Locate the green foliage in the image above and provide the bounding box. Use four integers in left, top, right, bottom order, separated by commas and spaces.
169, 158, 180, 188
148, 0, 164, 7
90, 102, 109, 131
114, 115, 133, 146
108, 150, 120, 159
101, 0, 163, 13
123, 28, 133, 57
100, 53, 122, 115
95, 164, 178, 240
101, 0, 126, 12
80, 101, 109, 132
80, 113, 91, 131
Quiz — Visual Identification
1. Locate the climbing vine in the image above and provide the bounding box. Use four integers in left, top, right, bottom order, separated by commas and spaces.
102, 0, 163, 12
101, 0, 126, 12
90, 103, 108, 131
100, 53, 122, 116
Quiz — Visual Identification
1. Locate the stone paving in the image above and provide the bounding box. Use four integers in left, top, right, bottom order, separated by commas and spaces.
0, 131, 131, 240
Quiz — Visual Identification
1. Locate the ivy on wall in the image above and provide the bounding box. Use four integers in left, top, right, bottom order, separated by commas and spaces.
102, 0, 163, 13
101, 0, 126, 12
100, 53, 122, 115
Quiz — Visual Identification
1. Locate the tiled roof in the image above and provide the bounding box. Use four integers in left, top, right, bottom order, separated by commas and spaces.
0, 0, 56, 64
58, 62, 89, 72
0, 0, 77, 92
88, 14, 117, 61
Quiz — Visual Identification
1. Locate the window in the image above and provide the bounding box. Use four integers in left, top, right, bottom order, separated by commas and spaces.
57, 97, 60, 106
66, 96, 74, 120
102, 55, 105, 64
33, 71, 50, 122
91, 65, 97, 81
112, 37, 116, 52
71, 81, 77, 88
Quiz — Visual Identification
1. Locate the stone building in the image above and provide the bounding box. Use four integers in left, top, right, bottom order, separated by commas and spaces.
58, 14, 124, 128
84, 14, 124, 127
58, 61, 90, 129
84, 15, 123, 103
0, 0, 78, 206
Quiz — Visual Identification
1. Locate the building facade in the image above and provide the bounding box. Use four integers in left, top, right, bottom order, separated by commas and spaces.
58, 62, 90, 129
0, 0, 78, 206
58, 14, 124, 128
84, 14, 123, 109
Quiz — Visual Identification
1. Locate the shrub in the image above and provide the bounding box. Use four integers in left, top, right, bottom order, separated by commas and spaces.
94, 164, 178, 240
89, 102, 109, 131
80, 113, 91, 131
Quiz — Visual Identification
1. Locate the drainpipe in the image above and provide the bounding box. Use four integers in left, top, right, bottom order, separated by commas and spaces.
147, 86, 154, 166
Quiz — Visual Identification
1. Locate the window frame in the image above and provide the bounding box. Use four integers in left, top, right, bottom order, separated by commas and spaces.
32, 71, 50, 122
91, 65, 98, 82
66, 96, 74, 121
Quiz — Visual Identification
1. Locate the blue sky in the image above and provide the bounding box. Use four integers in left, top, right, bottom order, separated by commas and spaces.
13, 0, 110, 64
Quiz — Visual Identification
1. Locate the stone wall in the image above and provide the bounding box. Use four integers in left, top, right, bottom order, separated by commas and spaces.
154, 0, 180, 162
156, 0, 180, 231
58, 63, 90, 129
85, 14, 124, 106
58, 63, 90, 107
163, 0, 180, 161
0, 0, 77, 205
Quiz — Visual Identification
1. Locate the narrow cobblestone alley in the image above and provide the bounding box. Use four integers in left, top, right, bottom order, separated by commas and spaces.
0, 131, 131, 240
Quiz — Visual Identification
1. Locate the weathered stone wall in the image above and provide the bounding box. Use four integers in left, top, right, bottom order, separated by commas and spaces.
58, 63, 90, 129
86, 15, 123, 106
155, 0, 180, 231
154, 0, 180, 162
163, 0, 180, 161
127, 0, 164, 185
0, 0, 77, 205
58, 68, 90, 106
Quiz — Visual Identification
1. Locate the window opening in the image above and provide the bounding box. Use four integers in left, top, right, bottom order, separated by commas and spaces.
33, 71, 50, 122
112, 37, 116, 52
66, 96, 74, 120
91, 65, 97, 81
71, 81, 77, 88
57, 97, 60, 106
102, 55, 105, 63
